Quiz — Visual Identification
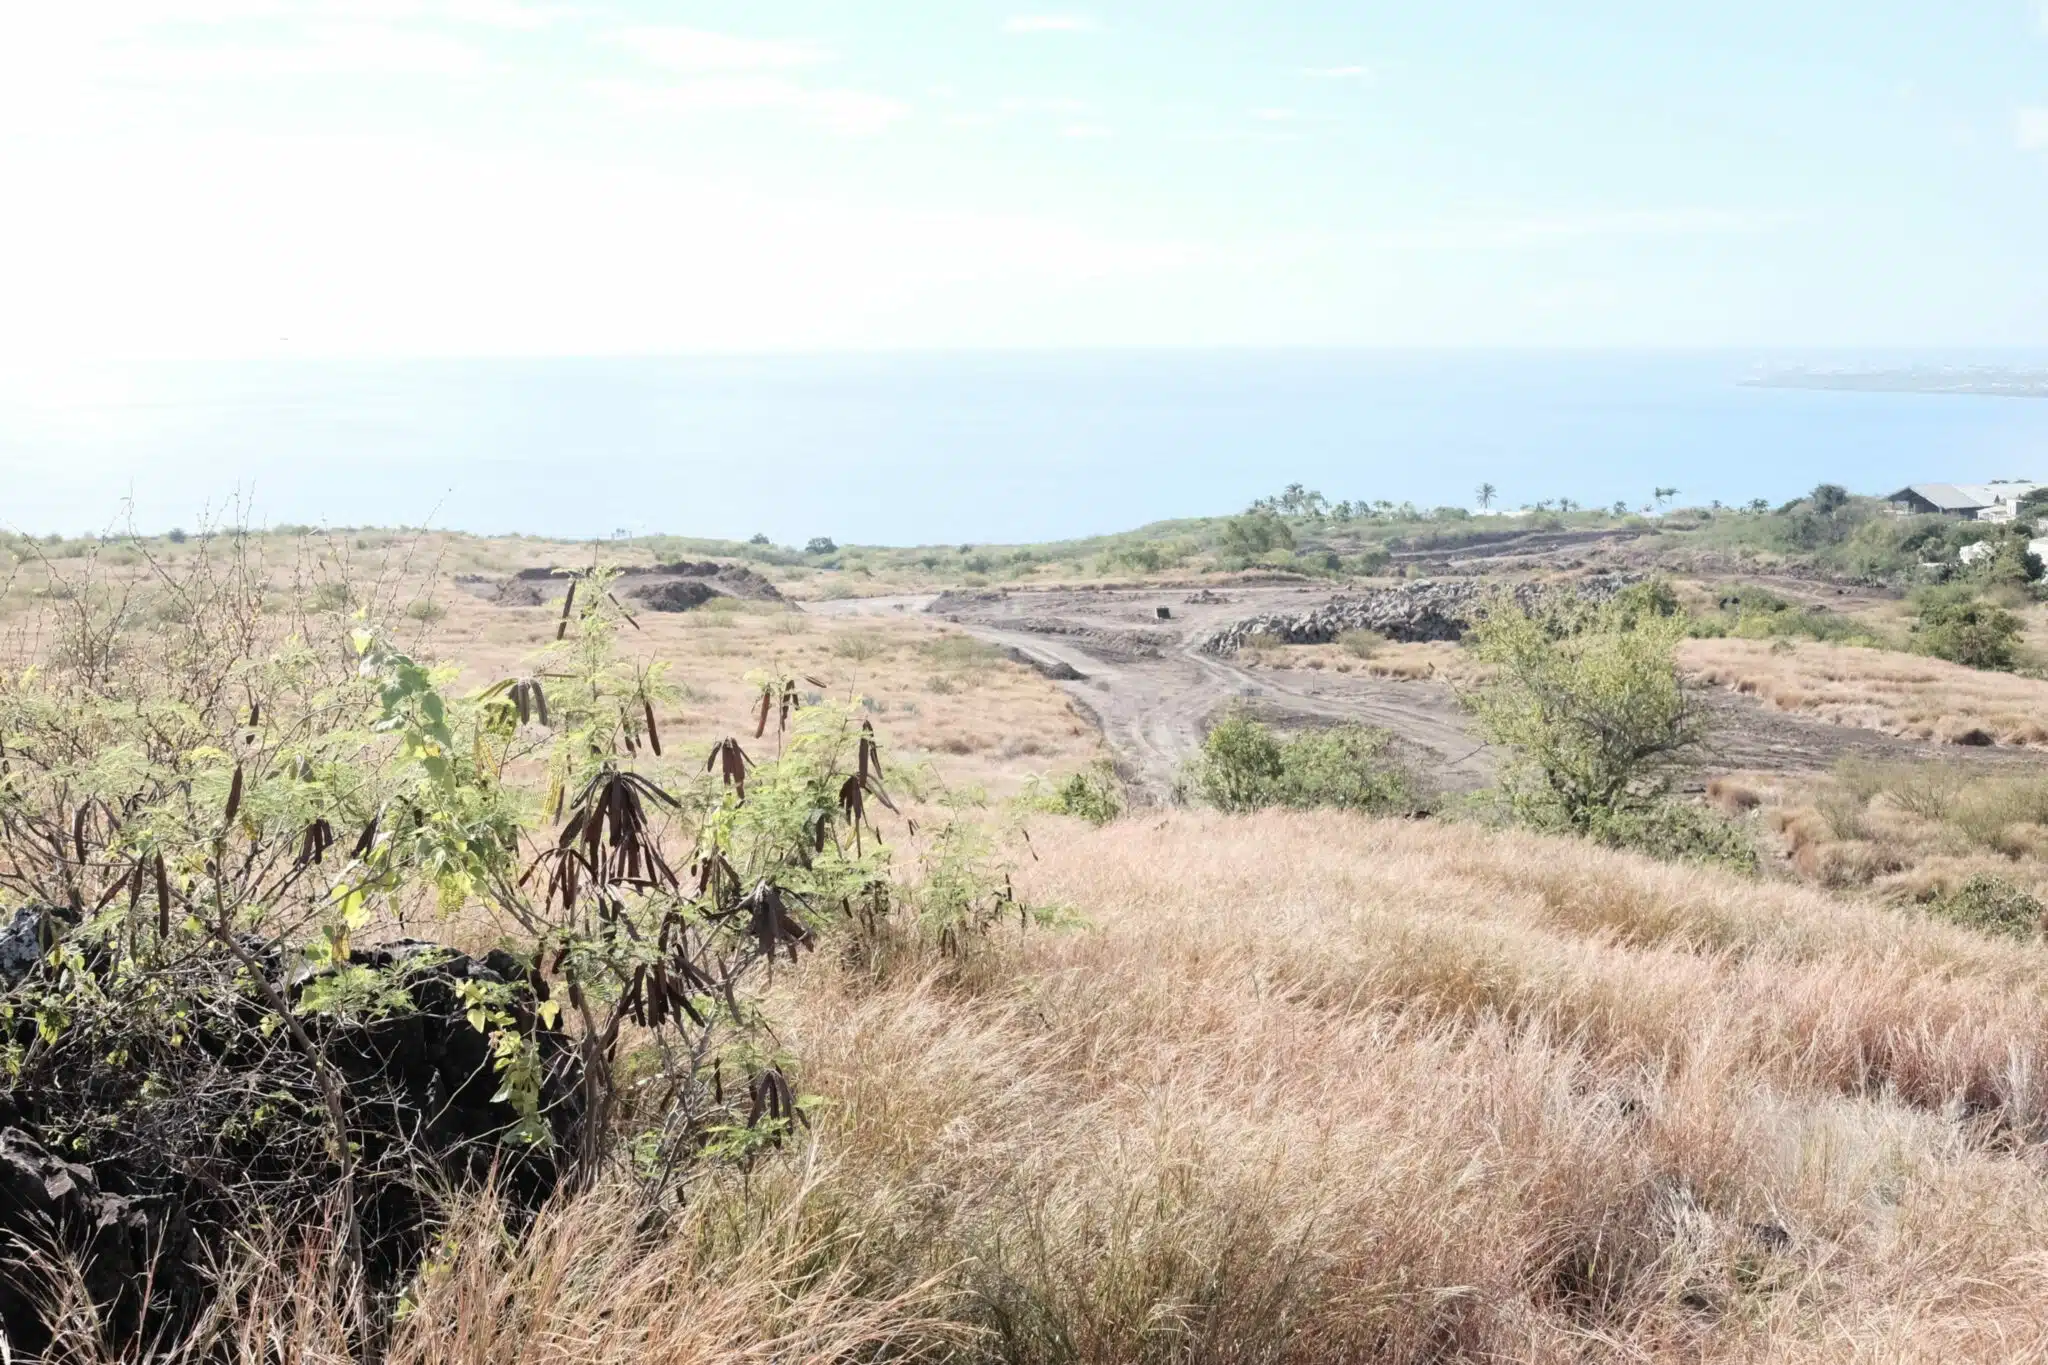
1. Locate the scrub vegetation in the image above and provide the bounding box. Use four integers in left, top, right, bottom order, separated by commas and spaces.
5, 498, 2048, 1363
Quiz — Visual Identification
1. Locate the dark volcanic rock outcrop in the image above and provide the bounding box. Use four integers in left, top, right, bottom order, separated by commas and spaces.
1199, 575, 1635, 654
461, 560, 789, 612
0, 937, 579, 1355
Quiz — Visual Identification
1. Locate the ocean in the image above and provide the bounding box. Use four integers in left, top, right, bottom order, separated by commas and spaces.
3, 350, 2046, 545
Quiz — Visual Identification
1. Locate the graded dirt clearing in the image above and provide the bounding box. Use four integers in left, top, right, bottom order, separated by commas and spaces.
821, 584, 1495, 802
837, 583, 2048, 802
7, 533, 2041, 804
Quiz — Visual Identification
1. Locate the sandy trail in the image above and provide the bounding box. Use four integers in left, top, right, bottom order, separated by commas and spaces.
813, 586, 2047, 804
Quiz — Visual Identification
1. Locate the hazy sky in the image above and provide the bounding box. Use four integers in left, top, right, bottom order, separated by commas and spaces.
5, 2, 2048, 359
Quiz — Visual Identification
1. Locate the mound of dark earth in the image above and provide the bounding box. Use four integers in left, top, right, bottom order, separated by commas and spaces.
1200, 575, 1635, 653
0, 908, 578, 1355
459, 561, 789, 612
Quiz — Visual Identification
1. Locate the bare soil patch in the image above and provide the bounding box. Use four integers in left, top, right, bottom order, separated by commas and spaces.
851, 584, 2048, 803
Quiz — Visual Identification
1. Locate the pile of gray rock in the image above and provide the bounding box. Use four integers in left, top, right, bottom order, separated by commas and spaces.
460, 561, 789, 612
1199, 575, 1635, 654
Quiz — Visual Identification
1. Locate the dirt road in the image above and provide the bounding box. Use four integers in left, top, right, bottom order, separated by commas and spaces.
813, 585, 2046, 804
819, 586, 1487, 803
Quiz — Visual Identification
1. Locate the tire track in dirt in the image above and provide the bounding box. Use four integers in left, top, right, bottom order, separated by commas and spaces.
814, 587, 2048, 806
813, 590, 1494, 803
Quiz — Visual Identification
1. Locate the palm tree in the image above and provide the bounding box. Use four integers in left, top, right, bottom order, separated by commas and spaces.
1475, 482, 1497, 510
1653, 486, 1678, 509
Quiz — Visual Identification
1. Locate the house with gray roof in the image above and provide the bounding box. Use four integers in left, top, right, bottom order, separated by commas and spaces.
1886, 481, 2045, 518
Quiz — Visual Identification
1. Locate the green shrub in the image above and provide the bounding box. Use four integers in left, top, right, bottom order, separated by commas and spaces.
1190, 710, 1284, 812
1350, 546, 1393, 575
1910, 590, 2023, 671
1928, 875, 2045, 938
1030, 762, 1123, 825
1585, 799, 1758, 872
832, 631, 887, 662
1697, 587, 1886, 646
1187, 711, 1417, 815
1463, 591, 1700, 833
1219, 509, 1295, 562
1974, 529, 2044, 590
1337, 629, 1385, 659
405, 597, 447, 623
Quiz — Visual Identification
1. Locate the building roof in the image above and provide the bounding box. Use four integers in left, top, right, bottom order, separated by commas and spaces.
1887, 481, 2046, 511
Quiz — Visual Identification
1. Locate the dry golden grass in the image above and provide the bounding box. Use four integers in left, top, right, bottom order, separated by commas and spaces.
0, 534, 1102, 801
810, 811, 2048, 1359
434, 595, 1094, 798
140, 809, 2048, 1362
1683, 637, 2048, 747
25, 534, 2048, 1360
1248, 638, 1476, 682
1719, 763, 2048, 906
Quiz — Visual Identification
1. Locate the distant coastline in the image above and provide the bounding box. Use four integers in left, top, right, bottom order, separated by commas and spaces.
1745, 366, 2048, 398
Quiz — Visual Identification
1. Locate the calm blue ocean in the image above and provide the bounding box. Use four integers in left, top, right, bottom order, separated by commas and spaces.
3, 350, 2046, 545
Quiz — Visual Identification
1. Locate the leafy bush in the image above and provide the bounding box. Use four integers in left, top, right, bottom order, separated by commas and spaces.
1187, 711, 1417, 815
831, 630, 888, 662
1218, 509, 1295, 562
1029, 762, 1123, 825
1583, 798, 1758, 872
1909, 590, 2024, 671
805, 536, 838, 556
0, 546, 1030, 1351
1337, 629, 1385, 658
1928, 875, 2045, 938
1973, 527, 2045, 590
1104, 540, 1185, 574
1693, 587, 1886, 646
1463, 590, 1701, 833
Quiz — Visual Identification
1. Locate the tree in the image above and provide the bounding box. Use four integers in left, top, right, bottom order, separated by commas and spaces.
1809, 483, 1850, 516
748, 532, 771, 545
1972, 525, 2045, 589
1653, 486, 1678, 509
1220, 508, 1294, 560
1612, 500, 1630, 517
805, 536, 837, 555
1475, 482, 1497, 510
1463, 589, 1701, 832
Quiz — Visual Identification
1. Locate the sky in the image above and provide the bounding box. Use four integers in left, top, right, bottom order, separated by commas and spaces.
4, 2, 2048, 359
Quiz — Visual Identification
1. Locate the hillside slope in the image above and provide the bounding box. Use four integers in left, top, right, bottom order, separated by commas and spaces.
375, 811, 2048, 1363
